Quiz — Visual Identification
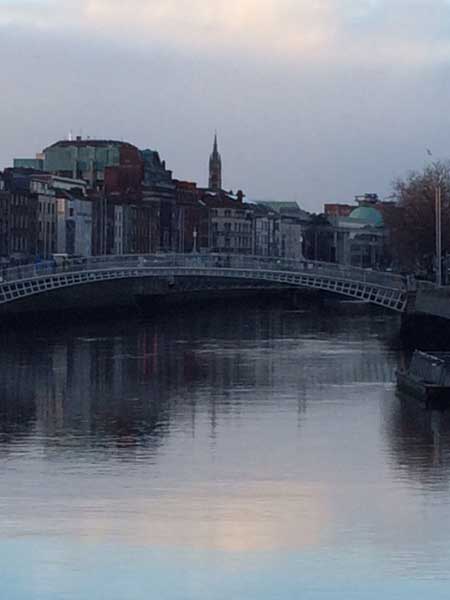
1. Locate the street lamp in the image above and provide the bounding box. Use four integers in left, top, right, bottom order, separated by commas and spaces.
193, 227, 198, 253
426, 150, 443, 287
435, 183, 442, 287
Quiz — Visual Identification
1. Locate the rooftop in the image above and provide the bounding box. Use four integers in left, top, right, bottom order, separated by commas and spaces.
257, 200, 310, 220
349, 206, 383, 226
43, 139, 138, 152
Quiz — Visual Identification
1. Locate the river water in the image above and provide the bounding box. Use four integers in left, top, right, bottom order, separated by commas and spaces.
1, 301, 450, 599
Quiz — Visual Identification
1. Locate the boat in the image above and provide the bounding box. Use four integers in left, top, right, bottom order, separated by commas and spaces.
396, 350, 450, 408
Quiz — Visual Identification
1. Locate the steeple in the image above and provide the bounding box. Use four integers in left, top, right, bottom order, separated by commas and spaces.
208, 133, 222, 190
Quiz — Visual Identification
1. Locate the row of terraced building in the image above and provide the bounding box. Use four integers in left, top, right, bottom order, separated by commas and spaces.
1, 136, 311, 266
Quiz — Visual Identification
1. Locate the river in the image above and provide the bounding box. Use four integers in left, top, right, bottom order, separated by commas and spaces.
1, 301, 450, 599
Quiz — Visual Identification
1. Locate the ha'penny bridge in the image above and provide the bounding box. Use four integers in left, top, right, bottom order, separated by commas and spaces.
0, 254, 417, 316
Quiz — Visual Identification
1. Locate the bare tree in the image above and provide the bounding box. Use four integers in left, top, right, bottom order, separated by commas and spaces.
385, 161, 450, 273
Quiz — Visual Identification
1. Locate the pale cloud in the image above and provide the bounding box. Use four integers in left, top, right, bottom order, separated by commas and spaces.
2, 0, 450, 206
3, 0, 450, 66
80, 0, 336, 56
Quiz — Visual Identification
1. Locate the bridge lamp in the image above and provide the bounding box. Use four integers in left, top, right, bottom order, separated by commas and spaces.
193, 227, 198, 253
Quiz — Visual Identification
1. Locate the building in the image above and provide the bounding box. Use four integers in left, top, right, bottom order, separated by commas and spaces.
128, 202, 159, 254
13, 153, 45, 171
92, 189, 161, 256
208, 134, 222, 191
316, 194, 393, 268
153, 188, 177, 252
55, 191, 92, 257
104, 164, 142, 194
113, 205, 125, 255
319, 206, 386, 268
278, 217, 305, 260
0, 169, 38, 262
203, 191, 253, 254
30, 176, 57, 259
174, 181, 208, 253
42, 138, 143, 190
252, 203, 277, 256
256, 201, 310, 259
141, 149, 173, 186
137, 148, 177, 252
324, 203, 354, 217
325, 194, 394, 220
91, 192, 115, 256
30, 174, 88, 259
18, 137, 182, 255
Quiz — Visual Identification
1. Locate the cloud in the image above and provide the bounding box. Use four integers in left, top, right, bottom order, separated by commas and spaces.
80, 0, 336, 56
2, 1, 450, 207
3, 0, 450, 66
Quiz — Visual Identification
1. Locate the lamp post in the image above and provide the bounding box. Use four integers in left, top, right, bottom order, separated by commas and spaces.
435, 183, 442, 287
426, 151, 443, 287
193, 227, 198, 253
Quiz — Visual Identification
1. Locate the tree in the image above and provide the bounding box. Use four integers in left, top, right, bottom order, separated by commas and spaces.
385, 161, 450, 273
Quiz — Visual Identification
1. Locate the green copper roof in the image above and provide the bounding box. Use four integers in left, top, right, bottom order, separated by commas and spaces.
349, 206, 383, 226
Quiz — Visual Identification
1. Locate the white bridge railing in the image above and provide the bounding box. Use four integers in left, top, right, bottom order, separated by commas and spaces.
0, 253, 414, 313
0, 253, 408, 290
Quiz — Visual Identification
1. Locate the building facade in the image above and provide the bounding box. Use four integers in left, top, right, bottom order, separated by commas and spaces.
56, 192, 93, 257
30, 174, 88, 259
203, 192, 253, 254
43, 138, 142, 190
1, 169, 39, 262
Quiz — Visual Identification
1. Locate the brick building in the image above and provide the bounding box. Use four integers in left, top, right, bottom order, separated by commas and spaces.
174, 181, 208, 253
0, 169, 38, 262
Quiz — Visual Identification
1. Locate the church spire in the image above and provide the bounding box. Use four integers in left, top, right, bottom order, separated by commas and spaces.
209, 132, 222, 190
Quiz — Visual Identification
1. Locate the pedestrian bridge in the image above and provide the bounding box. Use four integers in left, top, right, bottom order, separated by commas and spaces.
0, 254, 412, 313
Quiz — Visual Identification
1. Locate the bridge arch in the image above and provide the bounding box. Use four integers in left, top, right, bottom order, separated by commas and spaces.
0, 254, 409, 313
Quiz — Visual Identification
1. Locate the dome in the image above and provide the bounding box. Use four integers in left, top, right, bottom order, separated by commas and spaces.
349, 206, 383, 226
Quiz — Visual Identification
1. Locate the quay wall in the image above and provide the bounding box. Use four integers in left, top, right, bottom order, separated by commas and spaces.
413, 287, 450, 321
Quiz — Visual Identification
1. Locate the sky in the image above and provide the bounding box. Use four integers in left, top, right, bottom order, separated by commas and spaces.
1, 0, 450, 211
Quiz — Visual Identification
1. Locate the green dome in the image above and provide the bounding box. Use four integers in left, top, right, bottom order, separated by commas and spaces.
349, 206, 383, 226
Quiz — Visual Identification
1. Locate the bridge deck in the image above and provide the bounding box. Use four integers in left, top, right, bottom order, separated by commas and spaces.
0, 254, 410, 313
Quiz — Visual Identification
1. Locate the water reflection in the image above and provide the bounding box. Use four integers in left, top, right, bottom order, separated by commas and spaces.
385, 394, 450, 489
2, 304, 450, 597
0, 306, 401, 453
0, 338, 36, 446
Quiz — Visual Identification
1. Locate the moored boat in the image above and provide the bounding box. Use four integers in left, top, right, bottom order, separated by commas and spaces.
396, 350, 450, 408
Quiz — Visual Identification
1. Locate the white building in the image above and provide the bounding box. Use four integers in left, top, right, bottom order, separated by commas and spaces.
279, 218, 304, 260
31, 175, 89, 259
256, 201, 309, 260
56, 193, 92, 257
30, 177, 57, 259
